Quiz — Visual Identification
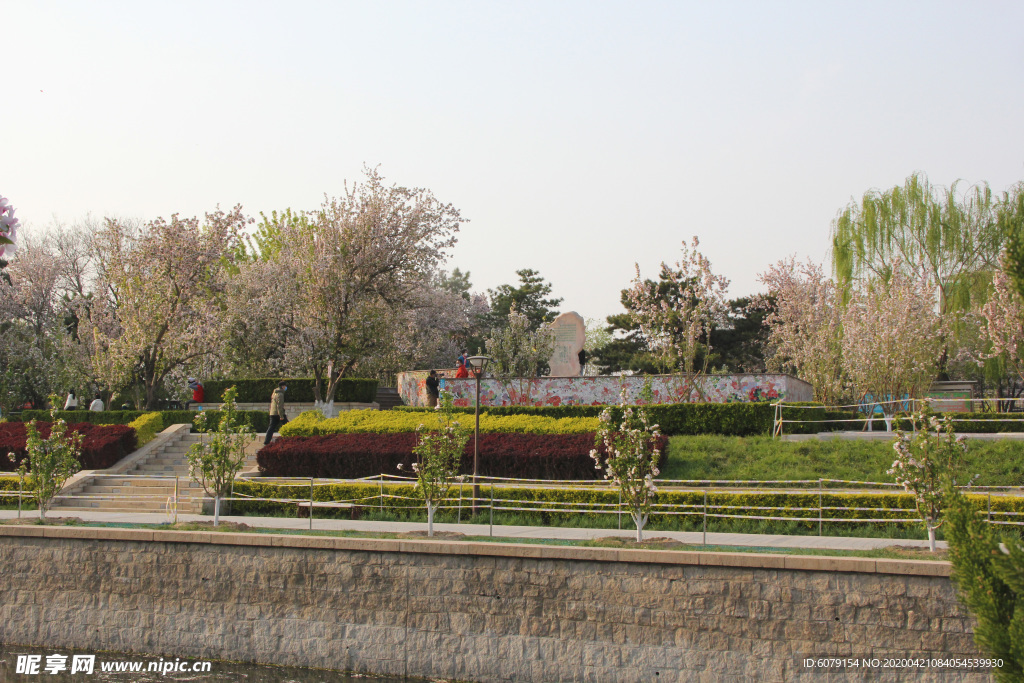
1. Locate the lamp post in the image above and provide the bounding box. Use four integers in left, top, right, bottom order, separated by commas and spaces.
467, 355, 491, 514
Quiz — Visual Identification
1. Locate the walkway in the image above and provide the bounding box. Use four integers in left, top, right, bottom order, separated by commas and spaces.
0, 509, 946, 551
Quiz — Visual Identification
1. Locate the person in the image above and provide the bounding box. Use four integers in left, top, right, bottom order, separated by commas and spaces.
88, 393, 104, 412
425, 370, 440, 408
63, 391, 78, 410
454, 359, 469, 379
578, 348, 588, 376
457, 350, 468, 368
264, 381, 288, 445
187, 378, 205, 408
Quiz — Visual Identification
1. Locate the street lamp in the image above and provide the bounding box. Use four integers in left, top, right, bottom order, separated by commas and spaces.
467, 355, 491, 514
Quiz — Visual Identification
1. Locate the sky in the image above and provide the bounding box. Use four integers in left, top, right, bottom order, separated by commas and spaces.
3, 0, 1023, 323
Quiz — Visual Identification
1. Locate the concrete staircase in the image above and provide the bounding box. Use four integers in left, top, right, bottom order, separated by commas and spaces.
53, 431, 209, 514
375, 387, 405, 410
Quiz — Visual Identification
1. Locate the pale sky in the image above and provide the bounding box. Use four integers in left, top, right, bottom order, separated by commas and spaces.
4, 1, 1023, 322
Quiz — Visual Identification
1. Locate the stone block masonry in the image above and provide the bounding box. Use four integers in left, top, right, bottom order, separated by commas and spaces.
0, 527, 991, 682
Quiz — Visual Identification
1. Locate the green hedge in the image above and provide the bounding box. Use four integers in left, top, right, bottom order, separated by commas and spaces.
402, 402, 777, 436
202, 378, 379, 404
128, 413, 164, 447
17, 409, 270, 434
229, 480, 1024, 529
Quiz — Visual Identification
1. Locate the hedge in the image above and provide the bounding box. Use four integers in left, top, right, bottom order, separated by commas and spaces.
0, 422, 137, 471
256, 432, 669, 480
128, 413, 164, 447
228, 479, 1024, 529
279, 410, 600, 437
201, 378, 379, 404
17, 409, 270, 434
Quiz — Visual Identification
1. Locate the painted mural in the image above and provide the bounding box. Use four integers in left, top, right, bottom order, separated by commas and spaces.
396, 372, 813, 408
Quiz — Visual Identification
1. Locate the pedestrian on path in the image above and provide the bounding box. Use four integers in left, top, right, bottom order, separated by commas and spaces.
88, 393, 104, 412
63, 391, 78, 410
264, 381, 288, 445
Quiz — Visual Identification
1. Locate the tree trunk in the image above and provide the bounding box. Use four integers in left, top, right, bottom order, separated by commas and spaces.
632, 512, 648, 542
427, 502, 436, 537
927, 524, 936, 552
214, 494, 221, 527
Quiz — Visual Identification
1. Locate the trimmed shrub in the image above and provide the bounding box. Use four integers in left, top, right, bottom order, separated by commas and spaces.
17, 409, 270, 433
257, 432, 668, 480
279, 410, 600, 437
229, 478, 1024, 531
128, 413, 164, 447
202, 378, 379, 404
0, 422, 136, 471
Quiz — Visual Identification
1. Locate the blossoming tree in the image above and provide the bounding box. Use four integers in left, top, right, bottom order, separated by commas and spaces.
404, 391, 471, 537
757, 257, 846, 405
0, 193, 20, 258
485, 304, 556, 405
17, 406, 84, 520
889, 412, 971, 551
186, 386, 252, 526
841, 269, 944, 424
590, 385, 663, 542
627, 237, 729, 401
980, 268, 1024, 385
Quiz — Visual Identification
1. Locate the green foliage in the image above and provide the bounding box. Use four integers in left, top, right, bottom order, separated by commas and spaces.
18, 411, 83, 519
279, 409, 600, 436
201, 378, 378, 404
998, 184, 1024, 301
127, 412, 164, 447
944, 484, 1024, 680
16, 409, 270, 434
186, 387, 253, 525
485, 268, 562, 330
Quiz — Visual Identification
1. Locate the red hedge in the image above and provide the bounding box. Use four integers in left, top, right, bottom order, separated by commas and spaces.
257, 432, 669, 480
0, 422, 137, 472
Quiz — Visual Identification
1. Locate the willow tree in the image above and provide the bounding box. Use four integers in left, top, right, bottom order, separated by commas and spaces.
1000, 184, 1024, 300
831, 173, 1010, 316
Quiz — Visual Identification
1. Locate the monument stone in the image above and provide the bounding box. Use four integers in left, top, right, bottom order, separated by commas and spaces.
548, 311, 586, 377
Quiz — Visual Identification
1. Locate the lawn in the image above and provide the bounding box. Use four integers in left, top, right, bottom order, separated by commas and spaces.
661, 434, 1024, 486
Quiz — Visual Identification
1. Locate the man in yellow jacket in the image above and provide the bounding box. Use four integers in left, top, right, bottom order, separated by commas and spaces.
264, 381, 288, 445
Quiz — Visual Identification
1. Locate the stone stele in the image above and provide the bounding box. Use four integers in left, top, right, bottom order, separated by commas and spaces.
548, 311, 587, 377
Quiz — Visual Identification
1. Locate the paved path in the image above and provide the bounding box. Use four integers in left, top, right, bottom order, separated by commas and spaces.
0, 509, 945, 551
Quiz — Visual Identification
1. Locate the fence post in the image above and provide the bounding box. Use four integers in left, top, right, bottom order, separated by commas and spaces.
987, 494, 992, 523
617, 490, 622, 530
174, 477, 179, 525
18, 475, 22, 519
309, 477, 314, 531
702, 490, 707, 546
379, 473, 383, 514
458, 483, 463, 525
818, 479, 823, 536
489, 483, 494, 537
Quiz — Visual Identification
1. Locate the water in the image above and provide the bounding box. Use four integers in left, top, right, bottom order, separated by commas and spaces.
0, 645, 411, 682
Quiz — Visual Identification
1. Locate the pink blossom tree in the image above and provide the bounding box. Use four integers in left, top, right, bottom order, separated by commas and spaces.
0, 194, 20, 258
627, 237, 729, 401
841, 269, 944, 423
757, 258, 846, 405
980, 268, 1024, 385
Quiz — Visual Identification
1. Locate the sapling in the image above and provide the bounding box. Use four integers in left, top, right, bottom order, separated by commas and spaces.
186, 386, 252, 526
888, 411, 973, 551
402, 391, 470, 536
590, 384, 663, 542
17, 406, 83, 520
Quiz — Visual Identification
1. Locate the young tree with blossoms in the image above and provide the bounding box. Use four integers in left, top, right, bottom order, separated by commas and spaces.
485, 304, 556, 406
841, 270, 944, 423
757, 258, 846, 405
0, 193, 20, 258
402, 391, 471, 537
17, 405, 84, 520
627, 237, 729, 401
590, 384, 663, 542
889, 412, 972, 552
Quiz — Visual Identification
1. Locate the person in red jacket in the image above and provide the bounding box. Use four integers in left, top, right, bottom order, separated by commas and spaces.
188, 378, 205, 407
454, 359, 469, 379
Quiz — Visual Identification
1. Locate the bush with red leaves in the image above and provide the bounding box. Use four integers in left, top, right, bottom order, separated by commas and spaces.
0, 422, 137, 472
257, 432, 669, 480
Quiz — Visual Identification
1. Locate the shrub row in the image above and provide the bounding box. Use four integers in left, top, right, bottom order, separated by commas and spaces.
16, 409, 270, 434
128, 413, 164, 447
0, 422, 137, 471
202, 378, 379, 404
257, 432, 669, 480
279, 410, 600, 437
229, 479, 1024, 527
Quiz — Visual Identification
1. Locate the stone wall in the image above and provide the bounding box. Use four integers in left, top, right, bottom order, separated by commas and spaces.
0, 527, 991, 682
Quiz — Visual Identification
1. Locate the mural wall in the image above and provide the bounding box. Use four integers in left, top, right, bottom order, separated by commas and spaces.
396, 372, 813, 408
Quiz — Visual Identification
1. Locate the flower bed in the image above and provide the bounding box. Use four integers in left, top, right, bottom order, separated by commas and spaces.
256, 432, 669, 480
278, 410, 600, 437
0, 422, 137, 471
